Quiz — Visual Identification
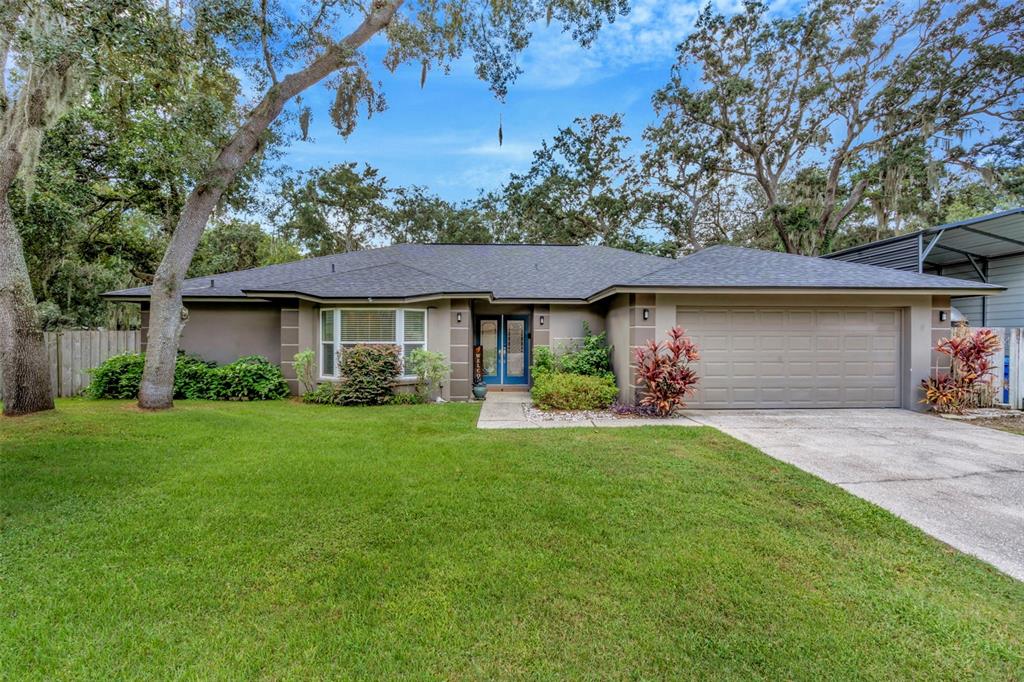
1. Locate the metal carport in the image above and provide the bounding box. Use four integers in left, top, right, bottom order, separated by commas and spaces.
824, 208, 1024, 327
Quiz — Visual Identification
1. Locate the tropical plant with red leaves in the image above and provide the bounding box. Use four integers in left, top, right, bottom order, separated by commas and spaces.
633, 326, 700, 416
921, 328, 1001, 414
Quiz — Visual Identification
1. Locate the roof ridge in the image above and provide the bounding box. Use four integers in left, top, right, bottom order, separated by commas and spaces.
241, 259, 486, 294
620, 245, 712, 285
178, 243, 402, 285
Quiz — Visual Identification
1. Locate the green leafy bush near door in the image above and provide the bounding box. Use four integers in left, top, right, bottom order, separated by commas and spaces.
88, 353, 290, 401
531, 373, 618, 410
530, 323, 617, 410
557, 325, 614, 380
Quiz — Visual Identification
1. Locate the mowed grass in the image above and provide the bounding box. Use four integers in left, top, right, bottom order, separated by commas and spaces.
2, 400, 1022, 679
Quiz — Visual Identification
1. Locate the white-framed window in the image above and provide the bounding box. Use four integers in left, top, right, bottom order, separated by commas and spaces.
319, 308, 427, 379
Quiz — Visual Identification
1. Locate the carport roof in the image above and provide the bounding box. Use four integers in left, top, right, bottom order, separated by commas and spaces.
825, 207, 1024, 269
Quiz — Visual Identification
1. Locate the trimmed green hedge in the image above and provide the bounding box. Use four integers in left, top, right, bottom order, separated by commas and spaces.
302, 344, 402, 406
87, 353, 290, 401
531, 372, 618, 411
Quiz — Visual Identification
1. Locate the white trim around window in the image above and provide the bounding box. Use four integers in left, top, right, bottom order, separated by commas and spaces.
318, 308, 427, 380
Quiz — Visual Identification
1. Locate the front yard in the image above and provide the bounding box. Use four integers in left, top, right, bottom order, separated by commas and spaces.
2, 400, 1022, 678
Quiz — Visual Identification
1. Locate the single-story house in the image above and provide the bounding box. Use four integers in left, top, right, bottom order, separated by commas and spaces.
103, 243, 1000, 410
824, 207, 1024, 328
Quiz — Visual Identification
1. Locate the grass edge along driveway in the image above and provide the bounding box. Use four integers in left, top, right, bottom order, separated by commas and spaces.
2, 399, 1022, 679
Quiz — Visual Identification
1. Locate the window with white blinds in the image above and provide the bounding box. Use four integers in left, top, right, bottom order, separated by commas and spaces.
319, 308, 427, 377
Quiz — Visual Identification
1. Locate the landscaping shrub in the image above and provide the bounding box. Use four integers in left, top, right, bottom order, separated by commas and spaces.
388, 392, 426, 405
633, 326, 699, 416
302, 382, 343, 405
531, 372, 618, 411
88, 352, 289, 401
174, 355, 218, 399
558, 324, 613, 379
87, 353, 146, 399
406, 349, 450, 399
293, 349, 317, 394
336, 344, 401, 405
531, 346, 557, 377
921, 328, 1002, 414
211, 356, 291, 401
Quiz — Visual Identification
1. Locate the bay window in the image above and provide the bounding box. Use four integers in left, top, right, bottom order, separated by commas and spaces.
319, 308, 427, 378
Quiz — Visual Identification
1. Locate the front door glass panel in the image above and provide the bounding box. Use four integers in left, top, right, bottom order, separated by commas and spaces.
506, 319, 525, 379
480, 319, 499, 380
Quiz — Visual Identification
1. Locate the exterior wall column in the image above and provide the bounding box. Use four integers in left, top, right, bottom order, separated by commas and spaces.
532, 305, 550, 367
930, 295, 952, 382
449, 299, 471, 400
628, 293, 657, 401
139, 303, 150, 353
279, 302, 300, 395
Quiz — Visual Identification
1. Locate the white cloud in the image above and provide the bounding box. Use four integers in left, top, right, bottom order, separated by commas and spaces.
515, 0, 800, 89
459, 141, 535, 162
516, 0, 705, 89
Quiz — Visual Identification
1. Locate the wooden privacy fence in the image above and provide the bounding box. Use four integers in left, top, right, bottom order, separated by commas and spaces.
0, 329, 140, 399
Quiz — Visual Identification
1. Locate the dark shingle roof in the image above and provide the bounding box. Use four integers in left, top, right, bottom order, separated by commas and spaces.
104, 243, 1001, 302
626, 246, 1004, 290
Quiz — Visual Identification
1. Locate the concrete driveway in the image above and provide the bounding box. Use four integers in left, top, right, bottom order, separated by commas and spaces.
685, 409, 1024, 581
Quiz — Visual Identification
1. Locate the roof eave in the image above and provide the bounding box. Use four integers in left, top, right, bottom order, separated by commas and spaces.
100, 293, 271, 303
587, 285, 1005, 302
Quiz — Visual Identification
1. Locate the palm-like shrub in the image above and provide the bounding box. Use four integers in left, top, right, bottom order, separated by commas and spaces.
921, 328, 1001, 414
406, 349, 450, 399
633, 326, 700, 416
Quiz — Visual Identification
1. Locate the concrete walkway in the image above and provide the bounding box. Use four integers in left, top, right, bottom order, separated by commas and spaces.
476, 392, 700, 429
688, 409, 1024, 581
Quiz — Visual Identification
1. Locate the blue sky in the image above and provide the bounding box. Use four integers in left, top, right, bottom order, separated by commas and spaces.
276, 1, 734, 202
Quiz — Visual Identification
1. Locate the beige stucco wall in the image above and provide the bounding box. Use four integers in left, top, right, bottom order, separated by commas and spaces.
179, 302, 281, 366
548, 304, 606, 352
604, 293, 631, 401
648, 292, 938, 411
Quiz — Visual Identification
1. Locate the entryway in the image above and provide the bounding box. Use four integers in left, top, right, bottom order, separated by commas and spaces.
476, 315, 530, 386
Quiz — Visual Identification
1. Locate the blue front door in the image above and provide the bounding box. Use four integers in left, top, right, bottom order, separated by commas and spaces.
502, 316, 529, 385
476, 315, 530, 385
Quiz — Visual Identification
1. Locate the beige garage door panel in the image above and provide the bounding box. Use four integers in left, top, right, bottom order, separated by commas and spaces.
677, 307, 901, 408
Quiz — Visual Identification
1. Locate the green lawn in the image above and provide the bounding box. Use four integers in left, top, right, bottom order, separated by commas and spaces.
2, 400, 1022, 679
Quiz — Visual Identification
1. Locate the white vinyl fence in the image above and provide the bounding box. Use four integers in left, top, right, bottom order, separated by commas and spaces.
1007, 328, 1024, 411
0, 329, 140, 399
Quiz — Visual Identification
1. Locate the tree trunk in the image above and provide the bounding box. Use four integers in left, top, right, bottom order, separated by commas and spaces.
0, 191, 54, 416
138, 1, 402, 409
0, 44, 75, 416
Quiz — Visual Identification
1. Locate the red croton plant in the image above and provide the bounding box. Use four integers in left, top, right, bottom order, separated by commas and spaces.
633, 326, 700, 416
921, 328, 1002, 414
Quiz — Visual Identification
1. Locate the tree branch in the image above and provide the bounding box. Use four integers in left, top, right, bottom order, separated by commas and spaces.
260, 0, 278, 85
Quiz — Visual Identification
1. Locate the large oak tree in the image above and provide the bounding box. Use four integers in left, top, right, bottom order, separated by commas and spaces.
139, 0, 630, 409
652, 0, 1024, 255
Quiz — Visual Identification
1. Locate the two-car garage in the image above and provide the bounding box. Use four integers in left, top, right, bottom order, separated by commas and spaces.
677, 307, 902, 408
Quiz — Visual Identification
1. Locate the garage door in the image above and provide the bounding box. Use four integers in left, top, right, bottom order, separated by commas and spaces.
676, 307, 901, 408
